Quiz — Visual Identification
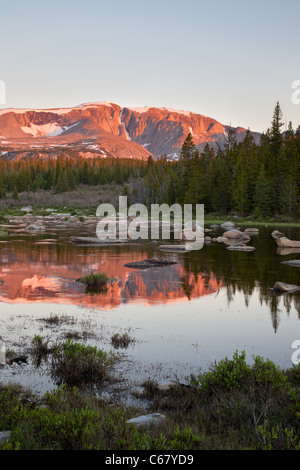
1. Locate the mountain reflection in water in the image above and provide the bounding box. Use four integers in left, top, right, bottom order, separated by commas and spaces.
0, 225, 299, 334
0, 241, 221, 309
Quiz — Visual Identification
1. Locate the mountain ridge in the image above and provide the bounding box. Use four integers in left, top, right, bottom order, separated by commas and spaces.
0, 102, 261, 161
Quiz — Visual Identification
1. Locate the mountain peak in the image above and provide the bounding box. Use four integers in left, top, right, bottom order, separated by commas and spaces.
0, 102, 260, 161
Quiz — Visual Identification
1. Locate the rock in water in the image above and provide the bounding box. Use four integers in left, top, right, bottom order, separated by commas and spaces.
124, 258, 178, 269
281, 260, 300, 267
272, 282, 300, 293
271, 230, 285, 239
276, 237, 300, 248
223, 229, 244, 239
221, 222, 235, 230
226, 245, 256, 251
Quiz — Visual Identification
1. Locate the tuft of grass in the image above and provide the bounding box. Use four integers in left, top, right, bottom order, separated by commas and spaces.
111, 333, 135, 349
76, 272, 117, 294
31, 335, 55, 366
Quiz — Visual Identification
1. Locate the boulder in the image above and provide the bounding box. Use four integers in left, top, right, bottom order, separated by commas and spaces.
223, 229, 244, 239
276, 237, 300, 248
127, 413, 165, 429
271, 230, 285, 239
209, 224, 219, 230
221, 222, 235, 230
272, 282, 300, 293
244, 227, 259, 234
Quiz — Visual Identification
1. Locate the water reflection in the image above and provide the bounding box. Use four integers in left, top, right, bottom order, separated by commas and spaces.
0, 225, 299, 333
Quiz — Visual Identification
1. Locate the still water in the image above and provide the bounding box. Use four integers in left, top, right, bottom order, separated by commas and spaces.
0, 220, 299, 396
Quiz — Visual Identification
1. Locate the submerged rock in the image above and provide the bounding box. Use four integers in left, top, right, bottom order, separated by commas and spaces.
124, 258, 178, 269
226, 245, 256, 251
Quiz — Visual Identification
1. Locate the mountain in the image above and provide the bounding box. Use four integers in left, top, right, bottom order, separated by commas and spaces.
0, 102, 261, 161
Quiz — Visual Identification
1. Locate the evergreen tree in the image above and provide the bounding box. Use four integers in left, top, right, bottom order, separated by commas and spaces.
253, 164, 271, 217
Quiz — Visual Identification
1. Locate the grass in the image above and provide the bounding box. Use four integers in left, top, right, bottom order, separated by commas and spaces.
204, 212, 300, 227
111, 332, 136, 349
77, 272, 117, 294
51, 339, 116, 387
0, 351, 299, 450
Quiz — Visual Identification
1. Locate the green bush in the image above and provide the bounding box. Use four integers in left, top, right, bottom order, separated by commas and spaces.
51, 340, 115, 386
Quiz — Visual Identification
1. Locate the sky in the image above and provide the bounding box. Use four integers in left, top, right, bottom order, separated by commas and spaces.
0, 0, 299, 133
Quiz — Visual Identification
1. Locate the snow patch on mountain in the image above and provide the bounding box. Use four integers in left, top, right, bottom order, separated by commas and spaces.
21, 121, 80, 138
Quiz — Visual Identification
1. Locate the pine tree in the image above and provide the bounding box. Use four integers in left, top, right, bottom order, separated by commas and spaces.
12, 185, 19, 200
253, 164, 271, 217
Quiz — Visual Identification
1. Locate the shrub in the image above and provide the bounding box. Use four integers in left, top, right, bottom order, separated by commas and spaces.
77, 272, 117, 294
51, 340, 115, 386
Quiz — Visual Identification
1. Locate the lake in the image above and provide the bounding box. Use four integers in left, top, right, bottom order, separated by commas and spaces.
0, 216, 299, 402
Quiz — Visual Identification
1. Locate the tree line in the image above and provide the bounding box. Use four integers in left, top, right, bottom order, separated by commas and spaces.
0, 102, 299, 218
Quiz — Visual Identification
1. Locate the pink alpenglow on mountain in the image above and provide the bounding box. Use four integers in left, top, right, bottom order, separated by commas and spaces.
0, 102, 260, 161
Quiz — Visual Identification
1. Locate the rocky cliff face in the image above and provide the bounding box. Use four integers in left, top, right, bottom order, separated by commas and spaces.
0, 102, 260, 161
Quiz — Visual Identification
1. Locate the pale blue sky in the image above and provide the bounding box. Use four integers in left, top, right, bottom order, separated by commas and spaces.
1, 0, 299, 132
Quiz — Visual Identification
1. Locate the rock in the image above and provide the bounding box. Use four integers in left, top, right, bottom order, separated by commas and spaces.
159, 244, 191, 252
156, 382, 177, 392
223, 229, 244, 239
124, 258, 178, 269
244, 227, 259, 234
281, 260, 300, 267
27, 224, 45, 231
147, 241, 157, 245
215, 236, 244, 246
127, 413, 165, 429
9, 355, 28, 365
204, 236, 211, 242
221, 222, 235, 230
21, 206, 32, 213
226, 245, 256, 251
276, 237, 300, 248
272, 282, 300, 293
271, 230, 285, 239
204, 228, 213, 233
276, 247, 300, 256
0, 431, 11, 444
209, 224, 219, 230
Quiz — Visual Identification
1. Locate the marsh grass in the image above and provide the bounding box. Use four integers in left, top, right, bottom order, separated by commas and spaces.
77, 272, 117, 294
111, 333, 136, 349
51, 340, 116, 387
1, 351, 299, 450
